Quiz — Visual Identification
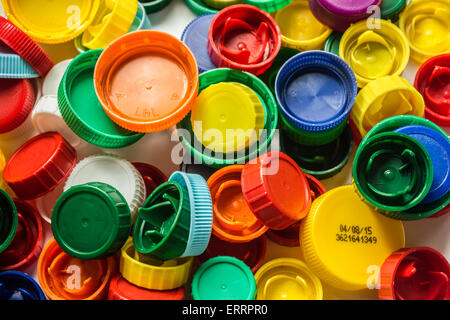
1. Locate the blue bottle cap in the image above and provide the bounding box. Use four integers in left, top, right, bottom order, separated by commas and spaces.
275, 50, 357, 133
180, 161, 217, 181
0, 44, 39, 78
394, 125, 450, 205
181, 14, 217, 74
0, 271, 46, 300
169, 172, 213, 257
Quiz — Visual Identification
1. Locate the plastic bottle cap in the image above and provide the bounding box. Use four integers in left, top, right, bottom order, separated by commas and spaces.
339, 20, 410, 88
141, 0, 172, 13
42, 59, 72, 96
204, 0, 242, 10
52, 182, 131, 260
207, 4, 281, 75
169, 172, 213, 257
274, 0, 331, 51
0, 43, 39, 79
3, 132, 77, 200
0, 200, 43, 270
275, 51, 357, 143
0, 189, 17, 254
353, 132, 434, 216
37, 238, 117, 300
191, 82, 265, 153
324, 32, 343, 56
132, 162, 168, 199
267, 173, 326, 247
379, 247, 450, 300
133, 182, 191, 261
0, 271, 45, 300
243, 0, 292, 12
120, 238, 193, 290
64, 154, 145, 222
399, 0, 450, 64
58, 50, 144, 148
180, 161, 217, 181
94, 30, 199, 133
177, 68, 278, 167
0, 149, 6, 191
281, 124, 353, 180
430, 203, 450, 219
208, 165, 268, 243
414, 54, 450, 127
381, 0, 406, 21
192, 256, 256, 300
300, 185, 405, 290
108, 275, 185, 300
241, 152, 311, 230
130, 2, 152, 31
198, 234, 266, 273
394, 125, 450, 205
185, 0, 218, 16
309, 0, 381, 32
181, 14, 217, 74
352, 76, 425, 137
0, 78, 35, 134
254, 258, 323, 300
81, 0, 138, 50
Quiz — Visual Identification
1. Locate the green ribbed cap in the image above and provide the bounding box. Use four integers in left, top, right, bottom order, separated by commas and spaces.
0, 189, 17, 254
51, 182, 132, 260
140, 0, 172, 13
133, 181, 191, 261
324, 32, 343, 56
184, 0, 218, 15
58, 49, 144, 148
243, 0, 292, 12
381, 0, 407, 22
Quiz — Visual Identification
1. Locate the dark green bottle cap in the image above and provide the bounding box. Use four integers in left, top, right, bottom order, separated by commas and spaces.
243, 0, 292, 13
353, 132, 434, 217
140, 0, 172, 14
381, 0, 406, 22
51, 182, 132, 260
58, 49, 144, 148
184, 0, 218, 15
133, 181, 191, 261
0, 189, 17, 254
324, 32, 343, 56
281, 124, 353, 180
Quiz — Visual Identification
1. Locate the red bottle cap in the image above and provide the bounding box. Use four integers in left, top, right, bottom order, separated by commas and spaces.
414, 54, 450, 127
241, 152, 312, 230
108, 275, 185, 300
0, 200, 43, 270
267, 173, 326, 247
0, 78, 35, 134
3, 132, 77, 200
348, 115, 362, 147
207, 4, 281, 75
0, 17, 53, 77
379, 247, 450, 300
198, 234, 266, 273
132, 162, 168, 199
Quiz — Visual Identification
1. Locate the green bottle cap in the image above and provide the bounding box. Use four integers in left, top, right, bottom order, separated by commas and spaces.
133, 181, 191, 261
243, 0, 292, 13
177, 68, 278, 168
203, 0, 242, 10
353, 132, 434, 217
58, 49, 144, 148
51, 182, 132, 260
184, 0, 218, 15
281, 124, 353, 179
192, 256, 256, 300
0, 189, 17, 254
259, 46, 300, 95
140, 0, 172, 14
324, 32, 343, 56
381, 0, 407, 22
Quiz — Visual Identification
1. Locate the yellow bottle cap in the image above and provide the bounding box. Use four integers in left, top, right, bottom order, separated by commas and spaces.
119, 238, 193, 291
81, 0, 138, 50
340, 19, 410, 88
190, 82, 265, 153
399, 0, 450, 64
300, 185, 405, 291
254, 258, 323, 300
352, 76, 425, 137
0, 147, 6, 190
274, 0, 332, 51
1, 0, 101, 44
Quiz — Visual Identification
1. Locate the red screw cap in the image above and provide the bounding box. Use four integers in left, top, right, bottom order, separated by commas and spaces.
379, 247, 450, 300
207, 4, 281, 75
3, 132, 77, 200
241, 152, 312, 230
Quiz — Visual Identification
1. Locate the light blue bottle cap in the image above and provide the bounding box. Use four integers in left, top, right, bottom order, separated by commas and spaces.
0, 44, 39, 78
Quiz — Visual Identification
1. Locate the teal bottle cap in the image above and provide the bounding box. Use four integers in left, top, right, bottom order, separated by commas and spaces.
324, 32, 343, 56
133, 181, 191, 261
192, 256, 256, 300
51, 182, 132, 260
353, 132, 434, 217
141, 0, 172, 14
0, 43, 39, 78
0, 189, 17, 254
243, 0, 292, 13
381, 0, 406, 21
169, 172, 213, 258
58, 49, 144, 148
184, 0, 218, 16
